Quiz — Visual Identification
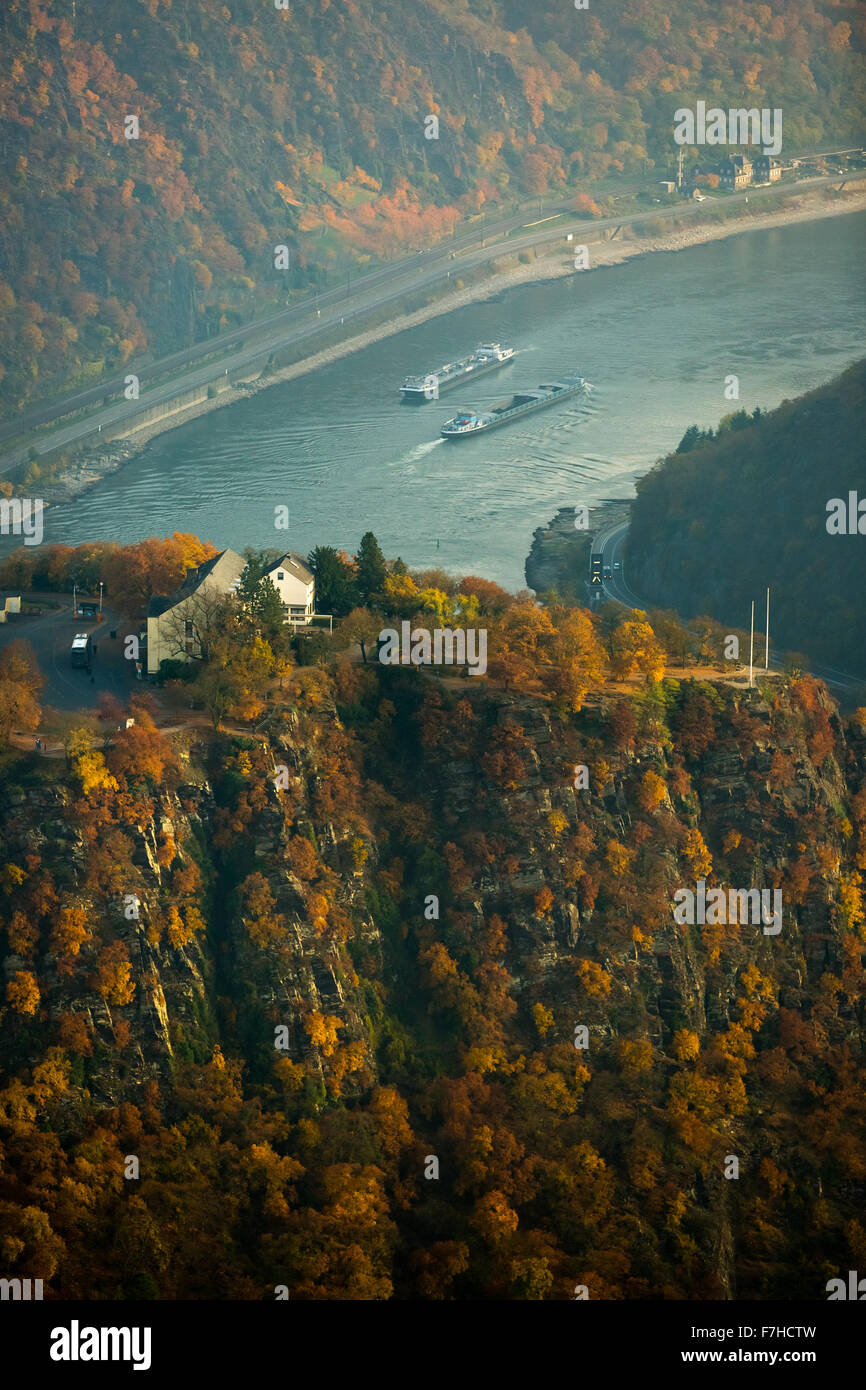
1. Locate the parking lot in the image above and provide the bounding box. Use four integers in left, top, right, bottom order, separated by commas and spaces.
0, 591, 139, 712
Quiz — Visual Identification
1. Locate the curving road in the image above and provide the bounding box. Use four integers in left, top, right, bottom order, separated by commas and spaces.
592, 519, 865, 693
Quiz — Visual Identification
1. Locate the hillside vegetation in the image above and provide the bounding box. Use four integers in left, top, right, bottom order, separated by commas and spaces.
626, 359, 866, 676
0, 547, 865, 1298
1, 0, 864, 415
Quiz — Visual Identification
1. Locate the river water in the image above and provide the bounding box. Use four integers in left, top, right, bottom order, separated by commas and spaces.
40, 211, 866, 592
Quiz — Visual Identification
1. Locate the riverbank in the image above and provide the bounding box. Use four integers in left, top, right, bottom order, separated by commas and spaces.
37, 182, 866, 510
525, 499, 633, 598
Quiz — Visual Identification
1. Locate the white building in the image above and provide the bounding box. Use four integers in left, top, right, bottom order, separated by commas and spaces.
146, 548, 244, 675
264, 553, 316, 627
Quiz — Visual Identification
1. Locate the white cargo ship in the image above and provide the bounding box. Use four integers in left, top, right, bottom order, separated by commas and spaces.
440, 375, 587, 437
400, 343, 515, 402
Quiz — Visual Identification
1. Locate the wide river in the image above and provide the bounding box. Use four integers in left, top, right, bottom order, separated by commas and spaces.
42, 211, 866, 592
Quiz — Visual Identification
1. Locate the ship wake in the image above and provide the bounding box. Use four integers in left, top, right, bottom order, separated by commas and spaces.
393, 437, 447, 468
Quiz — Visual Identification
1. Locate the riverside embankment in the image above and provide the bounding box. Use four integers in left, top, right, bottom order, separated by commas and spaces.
8, 175, 865, 510
19, 203, 865, 597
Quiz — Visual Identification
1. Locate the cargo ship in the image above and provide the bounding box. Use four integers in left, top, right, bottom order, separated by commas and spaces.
440, 375, 587, 438
400, 342, 515, 402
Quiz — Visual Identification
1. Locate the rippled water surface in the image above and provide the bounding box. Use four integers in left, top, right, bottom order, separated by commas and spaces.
42, 211, 866, 590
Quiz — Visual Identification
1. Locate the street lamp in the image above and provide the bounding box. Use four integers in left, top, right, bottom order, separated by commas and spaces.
99, 581, 104, 613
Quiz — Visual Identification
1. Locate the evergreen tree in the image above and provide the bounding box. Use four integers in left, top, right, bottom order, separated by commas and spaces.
236, 550, 266, 608
255, 576, 289, 646
238, 552, 289, 649
356, 531, 387, 606
675, 424, 705, 454
308, 546, 357, 617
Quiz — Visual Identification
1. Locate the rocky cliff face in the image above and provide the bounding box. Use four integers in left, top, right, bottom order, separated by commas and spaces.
1, 669, 864, 1298
1, 697, 381, 1104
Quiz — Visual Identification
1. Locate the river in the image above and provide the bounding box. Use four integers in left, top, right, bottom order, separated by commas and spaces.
38, 211, 866, 592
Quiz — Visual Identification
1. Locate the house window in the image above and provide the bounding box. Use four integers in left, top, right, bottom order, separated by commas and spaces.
184, 619, 194, 638
277, 572, 284, 581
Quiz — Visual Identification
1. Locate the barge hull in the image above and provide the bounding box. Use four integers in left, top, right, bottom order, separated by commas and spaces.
400, 353, 514, 401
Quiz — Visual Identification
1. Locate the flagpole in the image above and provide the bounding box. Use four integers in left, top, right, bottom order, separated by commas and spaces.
765, 586, 770, 671
749, 600, 754, 688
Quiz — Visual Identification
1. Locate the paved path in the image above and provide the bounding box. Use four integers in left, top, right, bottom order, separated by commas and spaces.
0, 593, 135, 711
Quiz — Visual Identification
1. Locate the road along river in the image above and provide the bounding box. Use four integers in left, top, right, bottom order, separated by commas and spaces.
25, 210, 866, 593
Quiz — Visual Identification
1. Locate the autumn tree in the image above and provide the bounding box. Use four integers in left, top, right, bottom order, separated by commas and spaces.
103, 535, 215, 618
49, 905, 90, 966
107, 706, 178, 784
0, 639, 43, 747
610, 613, 666, 683
240, 873, 285, 949
544, 605, 605, 712
487, 599, 554, 692
90, 941, 135, 1010
339, 607, 380, 664
6, 970, 39, 1015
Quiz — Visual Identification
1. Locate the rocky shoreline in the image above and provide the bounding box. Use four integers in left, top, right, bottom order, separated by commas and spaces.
525, 499, 633, 598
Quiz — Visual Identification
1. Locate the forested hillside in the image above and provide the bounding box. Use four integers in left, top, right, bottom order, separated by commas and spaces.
0, 562, 865, 1297
1, 0, 863, 415
626, 359, 866, 676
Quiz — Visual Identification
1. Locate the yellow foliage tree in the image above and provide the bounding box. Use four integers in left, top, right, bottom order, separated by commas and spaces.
532, 1002, 554, 1038
672, 1028, 700, 1062
534, 885, 554, 916
305, 1011, 343, 1057
575, 958, 613, 996
606, 840, 635, 876
683, 828, 712, 879
471, 1189, 519, 1245
7, 970, 39, 1015
545, 606, 605, 712
75, 751, 119, 796
49, 905, 90, 959
91, 942, 135, 1006
638, 768, 667, 812
838, 871, 865, 938
615, 1038, 654, 1073
610, 615, 666, 682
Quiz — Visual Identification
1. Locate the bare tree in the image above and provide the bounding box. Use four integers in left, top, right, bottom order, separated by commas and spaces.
158, 589, 235, 666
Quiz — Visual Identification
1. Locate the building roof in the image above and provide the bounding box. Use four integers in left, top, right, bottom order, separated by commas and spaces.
265, 552, 315, 585
180, 548, 244, 593
148, 548, 245, 618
